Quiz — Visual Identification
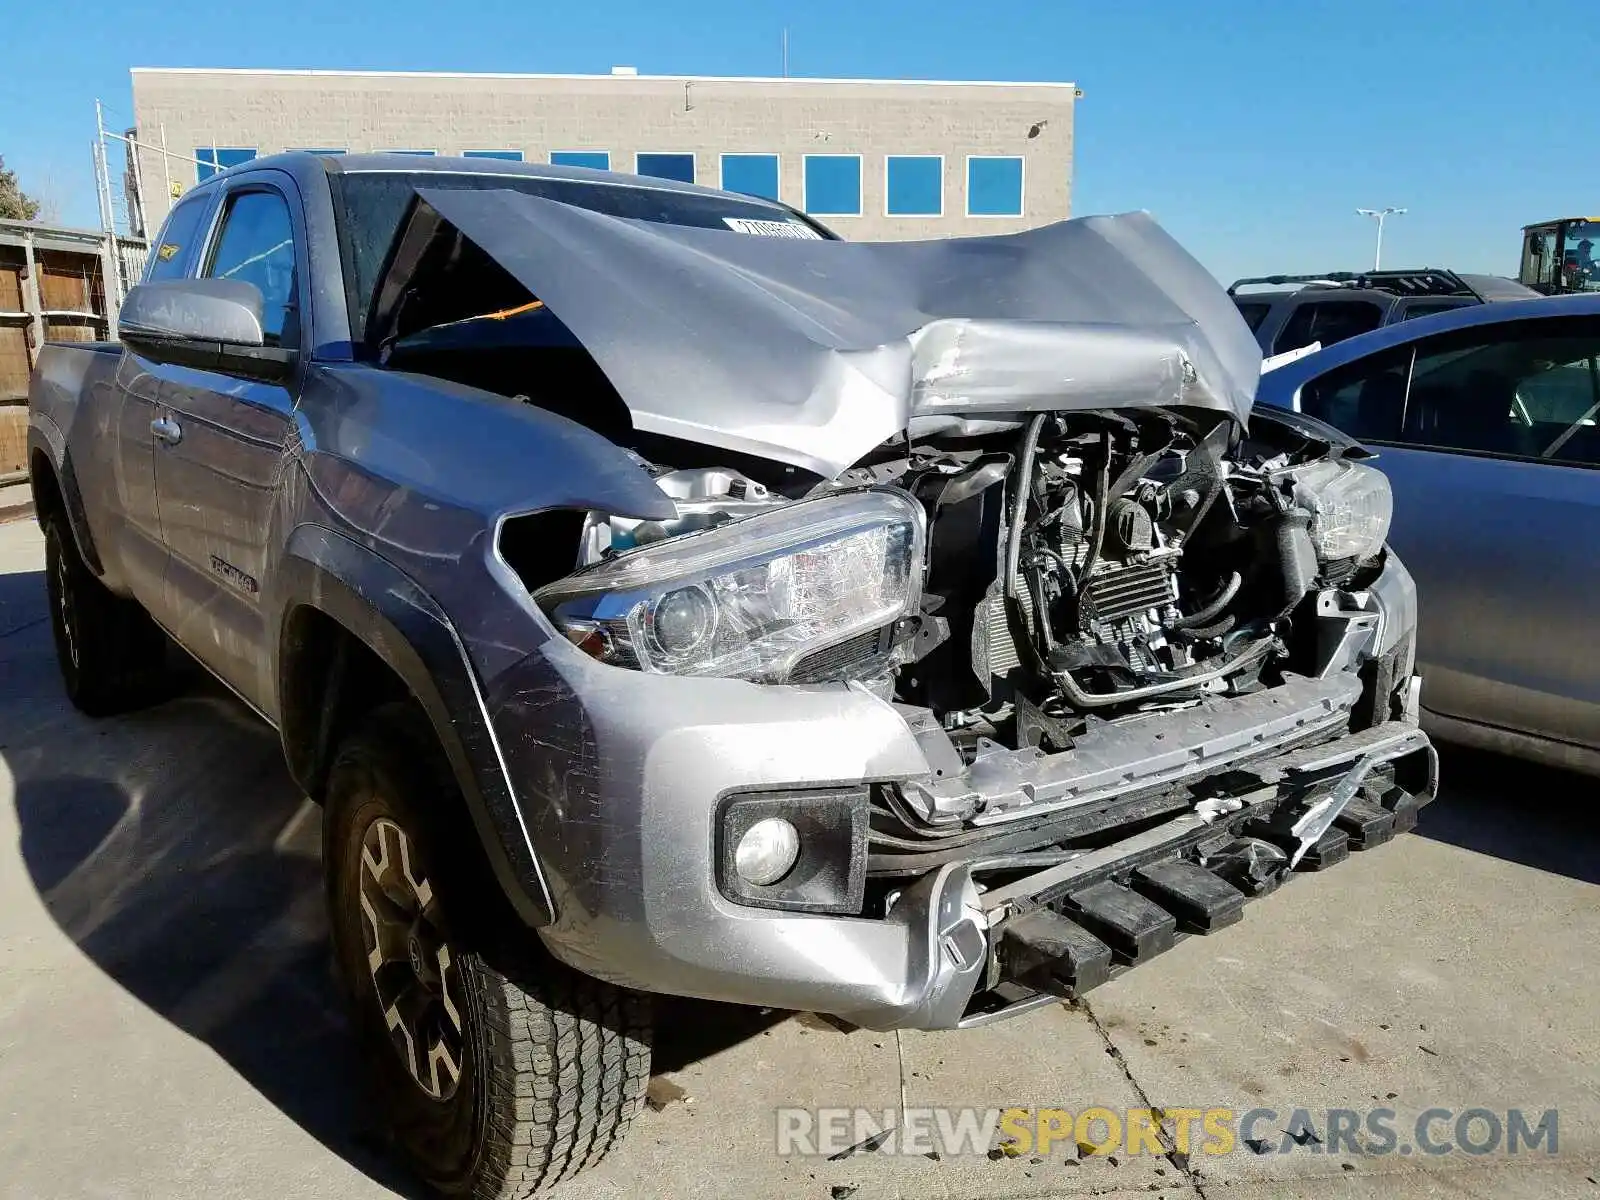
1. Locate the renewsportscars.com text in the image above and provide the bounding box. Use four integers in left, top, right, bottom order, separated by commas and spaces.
775, 1106, 1559, 1159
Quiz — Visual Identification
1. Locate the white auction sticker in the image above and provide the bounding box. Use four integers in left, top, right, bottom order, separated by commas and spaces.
722, 217, 824, 239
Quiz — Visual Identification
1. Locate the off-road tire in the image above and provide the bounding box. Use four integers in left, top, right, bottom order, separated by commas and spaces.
42, 509, 172, 716
324, 702, 652, 1197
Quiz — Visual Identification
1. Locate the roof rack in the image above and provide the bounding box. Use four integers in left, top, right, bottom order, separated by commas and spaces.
1227, 269, 1485, 300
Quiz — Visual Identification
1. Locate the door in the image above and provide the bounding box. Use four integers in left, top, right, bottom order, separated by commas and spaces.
151, 180, 307, 715
1298, 315, 1600, 751
1520, 226, 1558, 293
105, 191, 218, 608
1558, 219, 1600, 294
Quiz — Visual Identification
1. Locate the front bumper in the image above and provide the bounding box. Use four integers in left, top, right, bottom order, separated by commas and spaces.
485, 633, 1436, 1032
957, 719, 1436, 1027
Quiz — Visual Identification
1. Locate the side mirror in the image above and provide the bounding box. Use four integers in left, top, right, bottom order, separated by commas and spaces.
118, 279, 294, 383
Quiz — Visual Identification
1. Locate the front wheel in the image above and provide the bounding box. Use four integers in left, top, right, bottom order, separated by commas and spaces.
324, 703, 651, 1197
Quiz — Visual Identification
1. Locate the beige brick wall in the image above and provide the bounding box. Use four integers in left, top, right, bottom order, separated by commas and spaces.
131, 69, 1075, 241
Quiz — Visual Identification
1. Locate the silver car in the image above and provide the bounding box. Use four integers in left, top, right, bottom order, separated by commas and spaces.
1256, 294, 1600, 774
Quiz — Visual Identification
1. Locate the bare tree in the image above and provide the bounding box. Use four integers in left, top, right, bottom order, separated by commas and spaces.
27, 164, 69, 224
0, 156, 42, 221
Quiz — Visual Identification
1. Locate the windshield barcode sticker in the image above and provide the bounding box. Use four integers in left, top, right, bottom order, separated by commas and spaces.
722, 217, 823, 239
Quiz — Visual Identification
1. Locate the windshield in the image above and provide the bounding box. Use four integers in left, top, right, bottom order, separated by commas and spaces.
331, 170, 833, 336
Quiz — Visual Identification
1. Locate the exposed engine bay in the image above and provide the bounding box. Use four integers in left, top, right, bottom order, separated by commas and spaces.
891, 408, 1365, 748
564, 405, 1390, 761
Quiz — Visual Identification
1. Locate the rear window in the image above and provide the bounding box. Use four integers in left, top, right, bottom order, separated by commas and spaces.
332, 171, 831, 336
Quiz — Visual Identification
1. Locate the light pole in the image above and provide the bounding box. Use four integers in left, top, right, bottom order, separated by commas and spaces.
1357, 207, 1407, 271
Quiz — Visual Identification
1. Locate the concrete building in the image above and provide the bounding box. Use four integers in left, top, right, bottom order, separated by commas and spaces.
129, 68, 1076, 240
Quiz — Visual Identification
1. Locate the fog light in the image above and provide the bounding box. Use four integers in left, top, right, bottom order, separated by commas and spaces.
734, 817, 800, 886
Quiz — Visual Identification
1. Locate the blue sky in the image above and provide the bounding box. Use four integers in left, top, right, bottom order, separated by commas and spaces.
2, 0, 1596, 283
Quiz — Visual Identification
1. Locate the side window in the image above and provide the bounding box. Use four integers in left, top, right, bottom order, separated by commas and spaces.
1274, 304, 1318, 353
1274, 300, 1385, 353
635, 152, 695, 183
804, 155, 863, 216
720, 153, 780, 200
885, 155, 943, 216
1521, 229, 1557, 291
203, 190, 298, 346
1397, 300, 1465, 322
144, 195, 212, 282
1299, 346, 1415, 442
1404, 319, 1600, 464
966, 156, 1024, 217
1234, 301, 1271, 332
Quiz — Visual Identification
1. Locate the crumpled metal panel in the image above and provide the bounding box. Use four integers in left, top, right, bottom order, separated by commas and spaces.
408, 188, 1263, 477
901, 671, 1365, 825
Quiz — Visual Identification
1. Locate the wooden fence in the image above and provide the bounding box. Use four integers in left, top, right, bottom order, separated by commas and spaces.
0, 220, 146, 480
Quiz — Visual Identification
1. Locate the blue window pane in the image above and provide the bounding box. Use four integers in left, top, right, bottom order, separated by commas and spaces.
886, 156, 942, 216
204, 191, 297, 343
720, 154, 779, 200
464, 150, 523, 161
804, 156, 861, 215
194, 147, 256, 182
967, 156, 1024, 217
388, 150, 436, 156
550, 150, 610, 171
636, 152, 696, 183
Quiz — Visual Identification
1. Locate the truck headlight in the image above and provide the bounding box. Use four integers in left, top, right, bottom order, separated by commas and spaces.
535, 489, 924, 682
1288, 460, 1393, 563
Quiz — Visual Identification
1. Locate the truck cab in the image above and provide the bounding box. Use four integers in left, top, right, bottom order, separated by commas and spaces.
1519, 217, 1600, 295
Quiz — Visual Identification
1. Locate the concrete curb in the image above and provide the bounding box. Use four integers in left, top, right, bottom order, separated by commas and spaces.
0, 499, 35, 525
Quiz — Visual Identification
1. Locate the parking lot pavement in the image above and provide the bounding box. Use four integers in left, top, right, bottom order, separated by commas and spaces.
3, 515, 1598, 1200
0, 483, 32, 525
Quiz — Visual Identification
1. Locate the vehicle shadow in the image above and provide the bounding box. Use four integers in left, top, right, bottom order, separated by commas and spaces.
1418, 742, 1600, 885
0, 564, 46, 638
8, 670, 778, 1196
8, 678, 421, 1194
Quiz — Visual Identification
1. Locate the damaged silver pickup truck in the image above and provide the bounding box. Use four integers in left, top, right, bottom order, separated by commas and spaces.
27, 154, 1435, 1197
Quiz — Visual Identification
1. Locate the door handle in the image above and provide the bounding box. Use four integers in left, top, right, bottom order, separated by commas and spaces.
151, 416, 183, 446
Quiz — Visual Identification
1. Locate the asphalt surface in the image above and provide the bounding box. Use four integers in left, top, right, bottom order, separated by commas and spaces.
2, 514, 1598, 1199
0, 482, 32, 525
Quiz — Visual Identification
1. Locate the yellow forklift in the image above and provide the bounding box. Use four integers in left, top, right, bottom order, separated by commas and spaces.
1519, 217, 1600, 294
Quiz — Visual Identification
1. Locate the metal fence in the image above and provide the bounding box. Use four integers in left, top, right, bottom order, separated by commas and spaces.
117, 238, 149, 295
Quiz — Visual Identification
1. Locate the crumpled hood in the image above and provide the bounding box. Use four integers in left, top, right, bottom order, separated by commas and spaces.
404, 188, 1262, 477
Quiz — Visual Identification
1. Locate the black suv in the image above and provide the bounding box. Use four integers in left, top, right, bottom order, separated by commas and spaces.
1231, 269, 1538, 357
